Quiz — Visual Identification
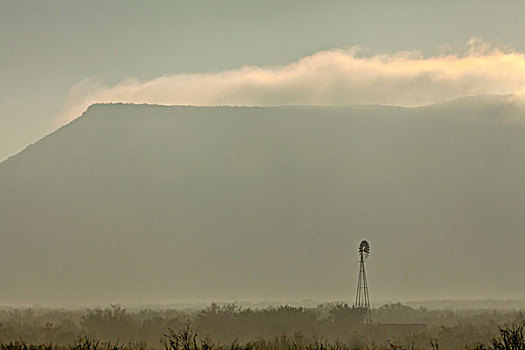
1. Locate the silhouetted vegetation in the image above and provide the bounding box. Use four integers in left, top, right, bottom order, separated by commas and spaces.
0, 304, 524, 350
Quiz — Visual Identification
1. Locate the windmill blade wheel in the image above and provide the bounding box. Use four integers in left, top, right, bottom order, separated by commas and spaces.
359, 240, 370, 257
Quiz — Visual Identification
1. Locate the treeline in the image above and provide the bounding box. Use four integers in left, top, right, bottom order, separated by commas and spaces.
0, 303, 523, 349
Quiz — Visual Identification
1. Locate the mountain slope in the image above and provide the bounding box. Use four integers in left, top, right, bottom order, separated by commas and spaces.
1, 99, 525, 304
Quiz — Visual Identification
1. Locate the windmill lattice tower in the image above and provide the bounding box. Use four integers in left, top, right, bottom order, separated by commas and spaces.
355, 240, 371, 324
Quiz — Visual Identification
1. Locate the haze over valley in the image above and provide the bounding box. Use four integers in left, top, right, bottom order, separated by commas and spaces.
1, 97, 524, 304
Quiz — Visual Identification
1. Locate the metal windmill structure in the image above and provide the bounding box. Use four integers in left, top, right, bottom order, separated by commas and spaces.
354, 240, 371, 324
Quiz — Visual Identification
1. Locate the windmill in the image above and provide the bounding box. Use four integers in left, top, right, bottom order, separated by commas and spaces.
355, 240, 371, 324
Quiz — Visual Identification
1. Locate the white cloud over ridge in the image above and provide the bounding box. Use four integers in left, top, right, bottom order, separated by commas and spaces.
57, 39, 525, 125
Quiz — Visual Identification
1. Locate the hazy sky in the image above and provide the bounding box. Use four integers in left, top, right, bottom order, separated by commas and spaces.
2, 0, 525, 161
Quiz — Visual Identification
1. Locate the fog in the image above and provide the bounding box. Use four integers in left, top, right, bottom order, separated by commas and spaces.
5, 2, 525, 349
1, 97, 524, 305
4, 0, 525, 161
55, 40, 525, 126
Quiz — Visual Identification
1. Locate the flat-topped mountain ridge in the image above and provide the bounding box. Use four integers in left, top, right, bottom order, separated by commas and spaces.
1, 99, 525, 304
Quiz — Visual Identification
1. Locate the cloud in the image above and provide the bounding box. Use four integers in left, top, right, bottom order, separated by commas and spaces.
56, 39, 525, 126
